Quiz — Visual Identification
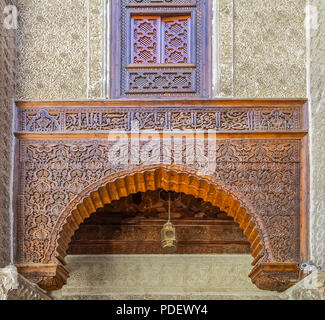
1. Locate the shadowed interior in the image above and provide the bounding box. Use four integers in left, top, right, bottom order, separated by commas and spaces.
68, 189, 251, 255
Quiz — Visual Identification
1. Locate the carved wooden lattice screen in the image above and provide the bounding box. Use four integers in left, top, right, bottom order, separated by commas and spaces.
131, 15, 191, 64
131, 16, 161, 64
111, 0, 211, 98
162, 16, 191, 64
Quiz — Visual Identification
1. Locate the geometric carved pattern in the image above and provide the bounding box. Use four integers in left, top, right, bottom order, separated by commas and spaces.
127, 70, 195, 93
162, 16, 190, 63
131, 16, 160, 63
131, 15, 190, 64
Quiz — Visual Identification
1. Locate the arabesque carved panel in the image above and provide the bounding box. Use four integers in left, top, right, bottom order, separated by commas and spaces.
19, 105, 302, 133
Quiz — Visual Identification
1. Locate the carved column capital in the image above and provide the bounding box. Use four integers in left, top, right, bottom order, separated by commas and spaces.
16, 264, 69, 292
249, 263, 300, 292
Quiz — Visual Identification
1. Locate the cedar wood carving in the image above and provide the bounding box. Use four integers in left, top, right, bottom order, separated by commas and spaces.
14, 99, 308, 292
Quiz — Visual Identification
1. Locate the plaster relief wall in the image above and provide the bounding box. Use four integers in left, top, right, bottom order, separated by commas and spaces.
213, 0, 234, 97
0, 0, 16, 267
233, 0, 306, 98
51, 255, 280, 300
15, 1, 307, 101
15, 0, 106, 101
309, 0, 325, 270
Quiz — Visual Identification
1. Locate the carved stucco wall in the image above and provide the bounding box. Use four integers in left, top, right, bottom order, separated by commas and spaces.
15, 0, 307, 100
0, 0, 16, 268
309, 0, 325, 271
233, 0, 306, 98
50, 255, 280, 300
15, 0, 106, 100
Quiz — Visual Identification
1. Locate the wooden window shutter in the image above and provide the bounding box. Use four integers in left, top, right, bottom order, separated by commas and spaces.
162, 16, 191, 64
131, 16, 161, 64
111, 0, 211, 98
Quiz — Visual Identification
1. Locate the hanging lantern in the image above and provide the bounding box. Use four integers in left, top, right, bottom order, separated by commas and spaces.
161, 221, 177, 253
161, 192, 177, 253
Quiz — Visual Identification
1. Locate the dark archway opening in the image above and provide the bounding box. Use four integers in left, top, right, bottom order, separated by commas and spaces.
67, 189, 251, 255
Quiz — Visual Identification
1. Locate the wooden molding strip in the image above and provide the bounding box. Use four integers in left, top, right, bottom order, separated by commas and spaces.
15, 99, 308, 108
14, 131, 308, 140
126, 63, 196, 69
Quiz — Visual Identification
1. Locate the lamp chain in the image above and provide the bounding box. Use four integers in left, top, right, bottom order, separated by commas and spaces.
168, 192, 171, 222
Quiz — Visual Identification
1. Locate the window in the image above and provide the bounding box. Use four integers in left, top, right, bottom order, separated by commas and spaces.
131, 15, 191, 64
111, 0, 211, 98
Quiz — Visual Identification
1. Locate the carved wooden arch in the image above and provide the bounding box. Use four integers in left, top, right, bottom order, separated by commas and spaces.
18, 165, 300, 292
52, 165, 267, 267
